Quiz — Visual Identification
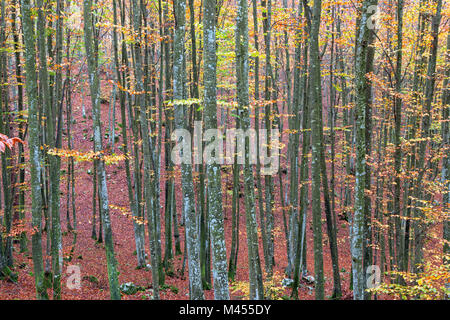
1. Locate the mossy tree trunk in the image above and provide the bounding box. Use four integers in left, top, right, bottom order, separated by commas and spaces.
83, 0, 121, 300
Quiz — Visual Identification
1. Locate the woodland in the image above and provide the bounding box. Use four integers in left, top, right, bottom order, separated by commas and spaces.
0, 0, 449, 301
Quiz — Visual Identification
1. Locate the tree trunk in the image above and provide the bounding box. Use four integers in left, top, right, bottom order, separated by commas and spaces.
83, 0, 121, 300
173, 0, 204, 300
236, 0, 264, 299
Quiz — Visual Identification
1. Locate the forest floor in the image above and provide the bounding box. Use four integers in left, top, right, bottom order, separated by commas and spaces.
0, 80, 356, 300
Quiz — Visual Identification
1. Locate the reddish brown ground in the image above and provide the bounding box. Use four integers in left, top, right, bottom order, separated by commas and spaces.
0, 80, 355, 300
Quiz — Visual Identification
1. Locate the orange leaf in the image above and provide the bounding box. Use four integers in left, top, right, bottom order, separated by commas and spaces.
3, 139, 13, 149
9, 137, 24, 146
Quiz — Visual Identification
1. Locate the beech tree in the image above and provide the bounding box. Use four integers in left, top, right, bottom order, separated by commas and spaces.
236, 0, 264, 299
83, 0, 121, 300
173, 0, 204, 300
203, 0, 230, 300
353, 0, 378, 300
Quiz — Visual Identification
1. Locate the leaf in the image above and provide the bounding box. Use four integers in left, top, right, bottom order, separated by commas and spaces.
3, 139, 13, 149
333, 83, 343, 92
10, 137, 25, 146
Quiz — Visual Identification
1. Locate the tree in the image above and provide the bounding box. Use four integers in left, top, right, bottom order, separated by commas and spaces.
173, 0, 204, 300
442, 31, 449, 277
36, 0, 63, 298
83, 0, 121, 300
413, 0, 443, 273
130, 0, 162, 298
308, 0, 325, 300
236, 0, 264, 299
20, 0, 48, 299
353, 0, 378, 300
203, 0, 230, 300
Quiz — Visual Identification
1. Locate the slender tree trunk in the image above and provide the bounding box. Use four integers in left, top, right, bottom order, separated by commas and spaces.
236, 0, 264, 299
173, 0, 204, 300
413, 0, 442, 273
352, 0, 378, 299
307, 0, 325, 299
20, 0, 48, 299
203, 0, 230, 299
130, 0, 161, 298
442, 33, 449, 292
83, 0, 121, 300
